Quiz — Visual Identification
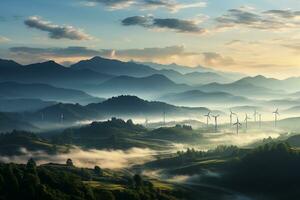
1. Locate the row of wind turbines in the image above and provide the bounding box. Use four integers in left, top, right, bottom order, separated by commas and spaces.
204, 108, 280, 134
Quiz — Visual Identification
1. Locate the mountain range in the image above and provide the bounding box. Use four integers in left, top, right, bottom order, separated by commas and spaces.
0, 98, 55, 112
141, 61, 245, 80
87, 74, 189, 98
0, 81, 103, 105
1, 56, 300, 121
237, 75, 300, 93
0, 112, 38, 132
71, 57, 235, 85
23, 95, 214, 127
159, 90, 252, 107
0, 59, 113, 90
198, 80, 284, 99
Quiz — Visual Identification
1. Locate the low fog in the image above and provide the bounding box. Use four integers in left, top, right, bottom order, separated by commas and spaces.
0, 147, 157, 169
0, 130, 281, 169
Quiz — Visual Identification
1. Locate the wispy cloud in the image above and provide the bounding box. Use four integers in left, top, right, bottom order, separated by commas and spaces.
24, 16, 92, 40
109, 45, 198, 59
216, 8, 300, 30
83, 0, 206, 12
9, 45, 196, 60
282, 44, 300, 52
10, 46, 100, 57
8, 45, 200, 65
0, 147, 156, 169
122, 15, 206, 34
0, 36, 10, 43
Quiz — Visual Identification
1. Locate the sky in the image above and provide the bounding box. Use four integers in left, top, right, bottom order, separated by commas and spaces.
0, 0, 300, 78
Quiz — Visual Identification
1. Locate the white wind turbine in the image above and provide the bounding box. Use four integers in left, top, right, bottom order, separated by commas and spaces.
273, 109, 279, 127
230, 109, 237, 127
145, 117, 149, 127
212, 114, 220, 133
253, 109, 258, 123
233, 118, 242, 135
244, 113, 251, 131
204, 111, 211, 128
60, 113, 64, 124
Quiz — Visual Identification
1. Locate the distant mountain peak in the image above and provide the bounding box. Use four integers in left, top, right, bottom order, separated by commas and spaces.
90, 56, 106, 61
40, 60, 63, 66
254, 75, 266, 79
27, 60, 63, 67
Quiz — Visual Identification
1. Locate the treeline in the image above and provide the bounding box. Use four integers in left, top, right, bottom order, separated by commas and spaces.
199, 142, 300, 199
0, 159, 183, 200
176, 145, 240, 161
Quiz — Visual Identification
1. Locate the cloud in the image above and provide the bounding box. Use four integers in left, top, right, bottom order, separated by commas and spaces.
202, 52, 235, 66
0, 36, 10, 43
83, 0, 206, 12
121, 16, 151, 26
10, 46, 100, 57
282, 44, 300, 51
9, 45, 196, 61
112, 45, 198, 59
153, 18, 205, 33
225, 40, 243, 46
84, 0, 134, 9
0, 147, 156, 169
215, 8, 300, 30
264, 10, 300, 19
122, 16, 206, 34
8, 45, 204, 67
24, 16, 91, 40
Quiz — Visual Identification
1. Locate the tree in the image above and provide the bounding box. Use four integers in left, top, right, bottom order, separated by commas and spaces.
3, 164, 19, 197
94, 189, 115, 200
133, 174, 143, 188
66, 158, 74, 167
26, 158, 37, 174
94, 166, 103, 176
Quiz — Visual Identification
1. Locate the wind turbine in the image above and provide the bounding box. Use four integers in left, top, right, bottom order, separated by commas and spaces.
212, 115, 220, 133
60, 113, 64, 124
273, 109, 279, 127
253, 109, 258, 123
233, 118, 242, 135
230, 109, 237, 127
204, 111, 211, 128
244, 114, 251, 130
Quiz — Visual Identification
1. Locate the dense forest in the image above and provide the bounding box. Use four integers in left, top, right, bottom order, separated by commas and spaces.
0, 158, 185, 200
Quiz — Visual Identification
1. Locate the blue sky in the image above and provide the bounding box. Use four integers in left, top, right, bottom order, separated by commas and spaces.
0, 0, 300, 78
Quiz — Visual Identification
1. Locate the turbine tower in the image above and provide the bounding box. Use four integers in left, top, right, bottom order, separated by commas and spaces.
162, 106, 166, 126
204, 111, 211, 128
60, 113, 64, 124
273, 109, 279, 127
145, 117, 149, 128
230, 109, 236, 127
233, 118, 242, 135
253, 109, 258, 123
244, 114, 251, 130
212, 115, 220, 133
